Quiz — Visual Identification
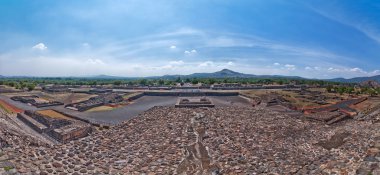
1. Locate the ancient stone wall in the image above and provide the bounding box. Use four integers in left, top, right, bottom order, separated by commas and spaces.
17, 113, 48, 133
49, 125, 92, 143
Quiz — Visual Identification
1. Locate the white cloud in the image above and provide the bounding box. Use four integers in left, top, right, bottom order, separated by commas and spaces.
169, 60, 184, 65
32, 43, 47, 51
198, 61, 214, 67
227, 61, 235, 66
170, 45, 176, 49
273, 62, 280, 66
328, 67, 340, 72
86, 58, 105, 65
371, 70, 380, 75
284, 64, 296, 70
184, 49, 197, 55
305, 66, 312, 70
350, 67, 366, 74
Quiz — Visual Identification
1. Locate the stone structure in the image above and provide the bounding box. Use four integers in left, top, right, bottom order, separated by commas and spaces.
175, 97, 215, 108
304, 97, 367, 116
17, 110, 92, 143
65, 93, 123, 111
11, 95, 63, 108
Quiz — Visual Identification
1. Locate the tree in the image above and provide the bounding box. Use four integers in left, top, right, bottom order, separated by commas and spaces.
7, 81, 15, 87
113, 81, 122, 86
20, 82, 26, 90
346, 87, 354, 94
27, 83, 36, 91
337, 87, 345, 95
158, 79, 165, 85
191, 79, 199, 85
175, 77, 182, 83
207, 78, 216, 85
139, 79, 147, 86
89, 81, 97, 86
368, 88, 377, 97
326, 85, 333, 93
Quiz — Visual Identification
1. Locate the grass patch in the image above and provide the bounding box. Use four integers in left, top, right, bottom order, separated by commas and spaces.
0, 103, 11, 114
3, 166, 13, 171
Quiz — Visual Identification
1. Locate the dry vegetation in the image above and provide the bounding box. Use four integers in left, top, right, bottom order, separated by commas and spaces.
36, 110, 71, 120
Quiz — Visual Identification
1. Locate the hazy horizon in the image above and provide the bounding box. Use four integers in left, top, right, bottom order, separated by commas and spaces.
1, 1, 380, 78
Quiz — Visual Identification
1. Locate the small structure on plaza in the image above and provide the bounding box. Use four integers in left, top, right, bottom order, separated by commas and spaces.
175, 97, 215, 108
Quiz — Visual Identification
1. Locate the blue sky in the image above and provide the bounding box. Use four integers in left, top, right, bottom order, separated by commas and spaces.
0, 0, 379, 78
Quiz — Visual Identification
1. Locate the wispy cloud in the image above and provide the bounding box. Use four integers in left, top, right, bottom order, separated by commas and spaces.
309, 6, 380, 44
32, 43, 48, 51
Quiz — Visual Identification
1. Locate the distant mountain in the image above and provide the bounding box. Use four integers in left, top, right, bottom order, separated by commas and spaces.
87, 74, 140, 80
188, 69, 255, 78
328, 75, 380, 83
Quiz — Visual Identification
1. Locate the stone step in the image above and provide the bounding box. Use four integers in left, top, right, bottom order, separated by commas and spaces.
326, 114, 350, 125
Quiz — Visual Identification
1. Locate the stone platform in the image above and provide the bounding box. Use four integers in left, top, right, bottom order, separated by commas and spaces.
175, 97, 215, 108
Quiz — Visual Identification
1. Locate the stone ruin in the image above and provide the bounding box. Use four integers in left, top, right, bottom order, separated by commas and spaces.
17, 109, 92, 143
65, 93, 123, 111
175, 97, 215, 108
11, 95, 63, 108
304, 97, 367, 125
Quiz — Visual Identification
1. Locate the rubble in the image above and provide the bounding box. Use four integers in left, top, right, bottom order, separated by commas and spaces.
1, 106, 378, 174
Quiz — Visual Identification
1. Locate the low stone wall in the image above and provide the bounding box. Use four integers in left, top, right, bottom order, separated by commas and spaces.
28, 111, 71, 129
49, 125, 92, 143
19, 110, 93, 143
127, 93, 145, 101
17, 113, 48, 133
34, 101, 64, 108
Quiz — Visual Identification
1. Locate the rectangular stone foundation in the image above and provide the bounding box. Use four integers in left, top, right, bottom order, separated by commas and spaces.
175, 97, 215, 108
19, 110, 92, 143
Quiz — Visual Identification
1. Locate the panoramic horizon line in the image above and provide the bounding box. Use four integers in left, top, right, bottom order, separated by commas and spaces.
1, 68, 379, 80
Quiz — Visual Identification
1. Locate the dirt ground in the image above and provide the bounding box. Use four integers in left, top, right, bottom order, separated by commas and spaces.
36, 109, 72, 120
86, 105, 115, 112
